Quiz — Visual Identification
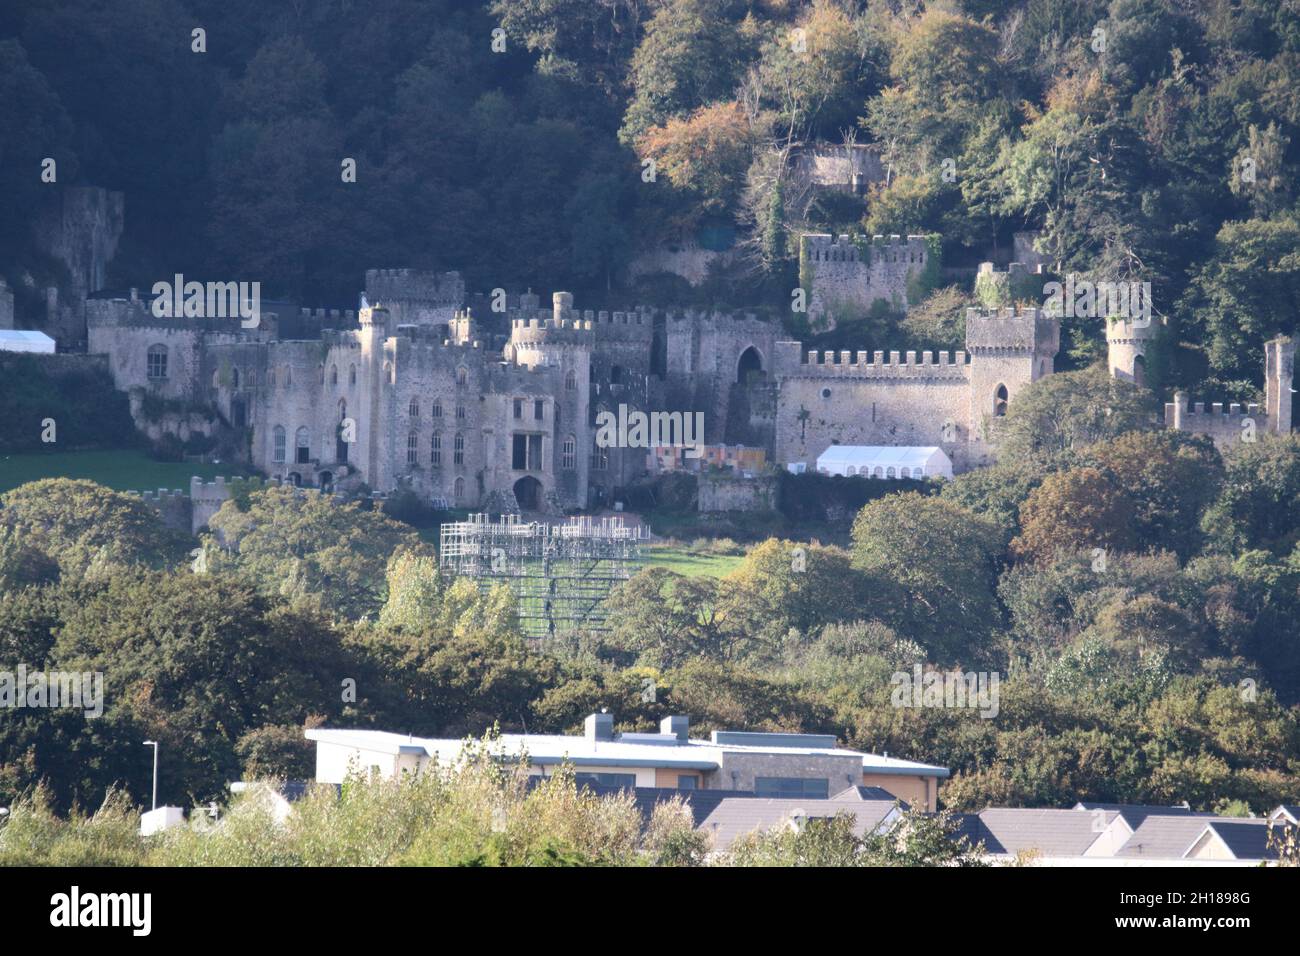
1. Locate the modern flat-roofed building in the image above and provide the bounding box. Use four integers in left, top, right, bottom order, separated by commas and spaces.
306, 713, 949, 811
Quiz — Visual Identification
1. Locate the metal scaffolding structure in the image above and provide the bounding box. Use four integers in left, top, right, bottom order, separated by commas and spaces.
438, 513, 646, 639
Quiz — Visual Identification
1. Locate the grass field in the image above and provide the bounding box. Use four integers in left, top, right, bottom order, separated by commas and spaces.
0, 449, 245, 495
642, 545, 744, 578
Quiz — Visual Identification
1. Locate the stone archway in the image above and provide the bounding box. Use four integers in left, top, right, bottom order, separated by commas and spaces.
737, 345, 765, 384
513, 475, 542, 511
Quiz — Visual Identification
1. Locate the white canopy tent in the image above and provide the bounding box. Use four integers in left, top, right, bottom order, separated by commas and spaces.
814, 445, 953, 480
0, 330, 56, 354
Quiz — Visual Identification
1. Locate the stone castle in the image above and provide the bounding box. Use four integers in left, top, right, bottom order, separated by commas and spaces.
82, 256, 1293, 514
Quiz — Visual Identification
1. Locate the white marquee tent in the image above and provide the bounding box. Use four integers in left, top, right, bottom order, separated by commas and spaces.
814, 445, 953, 480
0, 330, 56, 354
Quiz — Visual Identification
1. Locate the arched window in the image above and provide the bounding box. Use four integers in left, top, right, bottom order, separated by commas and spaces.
348, 364, 356, 385
456, 366, 468, 387
272, 426, 286, 463
453, 476, 465, 501
874, 467, 884, 478
232, 367, 240, 388
562, 435, 576, 470
407, 432, 419, 466
431, 433, 442, 466
456, 404, 465, 420
286, 366, 293, 387
432, 400, 443, 418
329, 365, 338, 385
591, 437, 609, 471
994, 383, 1009, 417
318, 365, 324, 385
269, 367, 277, 388
147, 344, 168, 380
294, 426, 311, 464
565, 369, 576, 391
385, 362, 394, 384
454, 433, 465, 465
900, 467, 911, 478
886, 466, 896, 478
409, 398, 419, 418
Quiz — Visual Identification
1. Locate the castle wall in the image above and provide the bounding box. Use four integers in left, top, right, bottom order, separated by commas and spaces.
801, 234, 931, 327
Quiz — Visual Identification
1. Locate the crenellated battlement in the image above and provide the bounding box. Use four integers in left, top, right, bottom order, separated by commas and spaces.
964, 307, 1060, 355
364, 268, 465, 307
782, 344, 970, 379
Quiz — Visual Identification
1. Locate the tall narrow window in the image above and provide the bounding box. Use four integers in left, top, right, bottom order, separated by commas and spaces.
994, 383, 1009, 417
432, 400, 443, 419
272, 426, 286, 463
513, 398, 523, 419
454, 433, 464, 465
431, 433, 442, 466
565, 369, 576, 390
409, 398, 419, 418
295, 427, 311, 464
456, 367, 468, 387
330, 365, 338, 385
146, 345, 168, 380
454, 476, 464, 501
456, 404, 466, 420
348, 364, 356, 385
562, 435, 576, 470
534, 399, 544, 420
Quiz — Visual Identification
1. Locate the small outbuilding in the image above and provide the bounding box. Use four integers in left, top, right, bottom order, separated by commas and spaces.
814, 445, 953, 480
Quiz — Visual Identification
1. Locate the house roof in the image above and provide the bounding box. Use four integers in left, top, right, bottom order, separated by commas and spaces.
1115, 815, 1266, 859
1073, 801, 1207, 829
976, 808, 1120, 857
815, 446, 947, 470
305, 728, 950, 778
1192, 821, 1280, 861
1269, 804, 1300, 825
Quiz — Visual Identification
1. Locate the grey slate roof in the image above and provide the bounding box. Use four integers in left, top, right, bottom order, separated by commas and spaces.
976, 808, 1119, 857
1116, 815, 1266, 859
1072, 801, 1205, 829
1196, 821, 1280, 861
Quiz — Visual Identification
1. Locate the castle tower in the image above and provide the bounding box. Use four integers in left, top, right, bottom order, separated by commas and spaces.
355, 305, 391, 485
1265, 335, 1295, 435
1107, 315, 1160, 386
965, 306, 1060, 435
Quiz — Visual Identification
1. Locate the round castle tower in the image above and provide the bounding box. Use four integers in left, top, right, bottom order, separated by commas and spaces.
1107, 315, 1160, 386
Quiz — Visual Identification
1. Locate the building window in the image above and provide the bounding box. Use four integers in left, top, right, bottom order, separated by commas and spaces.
565, 369, 576, 390
431, 433, 442, 466
456, 366, 468, 387
994, 383, 1009, 417
432, 400, 443, 419
146, 344, 168, 380
453, 476, 464, 501
330, 364, 338, 385
409, 398, 419, 418
456, 404, 466, 420
573, 772, 636, 790
295, 426, 311, 464
232, 367, 240, 388
562, 435, 576, 470
677, 775, 699, 790
754, 777, 829, 799
591, 438, 608, 471
513, 398, 523, 419
385, 362, 394, 384
407, 432, 419, 466
534, 399, 544, 420
821, 387, 832, 399
272, 426, 286, 463
454, 433, 464, 465
348, 364, 356, 385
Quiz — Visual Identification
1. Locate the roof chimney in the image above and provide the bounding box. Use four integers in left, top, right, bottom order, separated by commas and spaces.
660, 715, 689, 742
584, 713, 614, 742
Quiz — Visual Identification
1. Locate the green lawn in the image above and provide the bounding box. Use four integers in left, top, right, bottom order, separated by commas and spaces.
642, 545, 744, 578
0, 449, 246, 495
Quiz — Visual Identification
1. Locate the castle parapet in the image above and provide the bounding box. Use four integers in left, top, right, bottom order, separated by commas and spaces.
965, 306, 1059, 356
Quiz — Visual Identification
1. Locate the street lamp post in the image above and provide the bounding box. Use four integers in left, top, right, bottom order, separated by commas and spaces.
142, 740, 158, 811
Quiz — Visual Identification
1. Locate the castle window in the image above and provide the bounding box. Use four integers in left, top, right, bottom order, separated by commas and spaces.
454, 476, 465, 501
318, 365, 325, 385
286, 366, 292, 386
611, 365, 623, 385
409, 398, 419, 418
147, 344, 168, 380
432, 400, 443, 418
994, 383, 1009, 417
534, 399, 544, 420
513, 398, 523, 419
821, 388, 832, 399
295, 427, 311, 464
407, 432, 419, 466
591, 437, 608, 471
269, 367, 277, 388
232, 367, 240, 388
454, 433, 465, 465
456, 366, 468, 387
565, 369, 577, 391
330, 364, 338, 385
272, 426, 286, 463
386, 362, 394, 385
456, 404, 466, 421
349, 364, 356, 385
431, 433, 442, 467
562, 435, 576, 470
